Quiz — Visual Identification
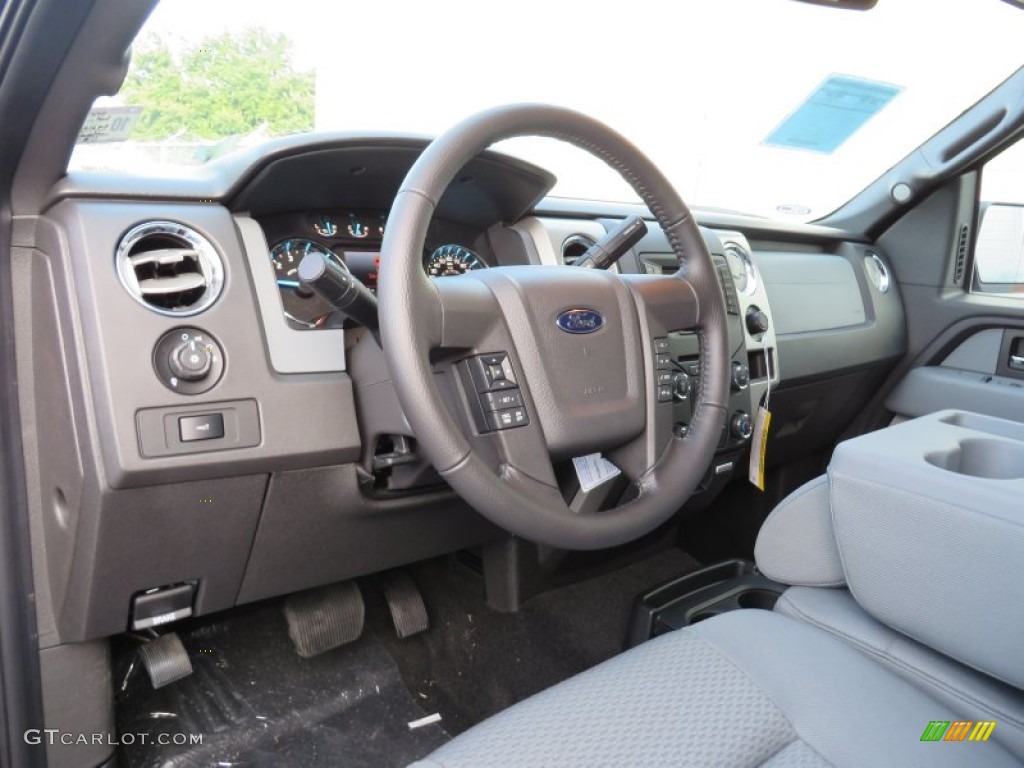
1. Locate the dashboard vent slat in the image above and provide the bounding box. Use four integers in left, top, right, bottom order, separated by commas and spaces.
129, 247, 200, 269
137, 273, 208, 295
953, 223, 969, 285
116, 222, 224, 316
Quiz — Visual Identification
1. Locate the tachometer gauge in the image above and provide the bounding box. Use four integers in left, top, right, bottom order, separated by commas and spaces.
723, 243, 757, 296
270, 239, 340, 326
425, 244, 483, 277
271, 238, 339, 288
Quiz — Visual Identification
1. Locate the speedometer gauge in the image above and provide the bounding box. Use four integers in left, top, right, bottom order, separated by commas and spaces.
425, 244, 483, 277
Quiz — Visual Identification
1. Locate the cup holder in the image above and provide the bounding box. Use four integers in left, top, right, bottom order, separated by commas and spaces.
925, 438, 1024, 480
736, 589, 781, 611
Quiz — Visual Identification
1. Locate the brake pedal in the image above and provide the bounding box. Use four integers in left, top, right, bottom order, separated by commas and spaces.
380, 571, 429, 638
284, 580, 365, 658
138, 632, 193, 689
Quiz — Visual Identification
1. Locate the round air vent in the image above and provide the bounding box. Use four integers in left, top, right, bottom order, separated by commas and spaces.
561, 234, 595, 265
115, 221, 224, 316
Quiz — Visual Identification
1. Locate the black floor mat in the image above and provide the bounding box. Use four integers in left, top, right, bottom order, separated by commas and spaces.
114, 601, 448, 768
374, 547, 701, 735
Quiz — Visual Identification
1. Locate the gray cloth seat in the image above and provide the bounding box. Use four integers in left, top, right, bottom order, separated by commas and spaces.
777, 586, 1024, 757
411, 608, 1019, 767
413, 418, 1024, 767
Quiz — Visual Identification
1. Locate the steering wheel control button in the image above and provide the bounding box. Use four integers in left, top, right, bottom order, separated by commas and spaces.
655, 353, 672, 370
178, 413, 225, 442
153, 328, 225, 395
483, 390, 524, 411
653, 338, 670, 354
656, 385, 674, 403
487, 406, 529, 431
465, 353, 530, 432
673, 371, 691, 401
657, 371, 674, 386
469, 353, 518, 392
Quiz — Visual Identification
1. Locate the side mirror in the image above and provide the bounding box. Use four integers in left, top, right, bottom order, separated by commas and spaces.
975, 203, 1024, 288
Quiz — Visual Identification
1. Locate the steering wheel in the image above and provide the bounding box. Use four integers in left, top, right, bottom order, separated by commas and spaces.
378, 105, 729, 550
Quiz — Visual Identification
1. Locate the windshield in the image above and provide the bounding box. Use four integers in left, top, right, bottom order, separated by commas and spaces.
70, 0, 1024, 222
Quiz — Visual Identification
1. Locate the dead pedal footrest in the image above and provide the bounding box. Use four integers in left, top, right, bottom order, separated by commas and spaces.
138, 632, 193, 689
284, 580, 365, 658
380, 571, 429, 639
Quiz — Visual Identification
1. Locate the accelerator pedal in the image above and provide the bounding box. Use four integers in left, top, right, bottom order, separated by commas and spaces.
380, 571, 429, 638
138, 632, 193, 689
284, 580, 365, 658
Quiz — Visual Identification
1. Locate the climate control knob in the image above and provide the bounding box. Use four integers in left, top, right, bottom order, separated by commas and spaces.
730, 361, 750, 392
746, 307, 770, 336
730, 411, 753, 441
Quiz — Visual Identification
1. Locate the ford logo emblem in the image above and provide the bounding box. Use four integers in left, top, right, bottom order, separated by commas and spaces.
556, 308, 604, 334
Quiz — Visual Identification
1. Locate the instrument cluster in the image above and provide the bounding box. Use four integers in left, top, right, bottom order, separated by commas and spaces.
259, 209, 489, 328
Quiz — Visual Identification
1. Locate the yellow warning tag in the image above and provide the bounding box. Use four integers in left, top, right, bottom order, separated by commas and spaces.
748, 406, 771, 491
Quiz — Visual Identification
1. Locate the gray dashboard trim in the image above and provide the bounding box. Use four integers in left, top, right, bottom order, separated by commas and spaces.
532, 198, 857, 242
235, 216, 346, 373
886, 366, 1024, 423
510, 216, 608, 266
757, 252, 866, 334
38, 200, 360, 489
760, 243, 906, 383
940, 328, 1005, 375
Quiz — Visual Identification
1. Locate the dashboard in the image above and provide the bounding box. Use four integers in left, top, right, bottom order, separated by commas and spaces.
20, 136, 906, 646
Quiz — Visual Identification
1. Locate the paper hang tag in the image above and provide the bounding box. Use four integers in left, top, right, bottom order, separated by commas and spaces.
748, 406, 772, 491
572, 453, 622, 493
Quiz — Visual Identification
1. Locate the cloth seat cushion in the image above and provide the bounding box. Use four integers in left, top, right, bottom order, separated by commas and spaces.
411, 609, 1019, 767
776, 585, 1024, 758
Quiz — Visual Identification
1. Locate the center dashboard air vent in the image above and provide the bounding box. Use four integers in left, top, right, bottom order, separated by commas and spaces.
115, 221, 224, 315
561, 234, 595, 265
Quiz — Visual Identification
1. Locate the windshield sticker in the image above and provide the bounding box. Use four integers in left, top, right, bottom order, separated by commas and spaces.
763, 75, 902, 154
76, 106, 143, 144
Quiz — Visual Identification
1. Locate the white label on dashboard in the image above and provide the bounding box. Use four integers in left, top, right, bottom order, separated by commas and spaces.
572, 453, 621, 493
